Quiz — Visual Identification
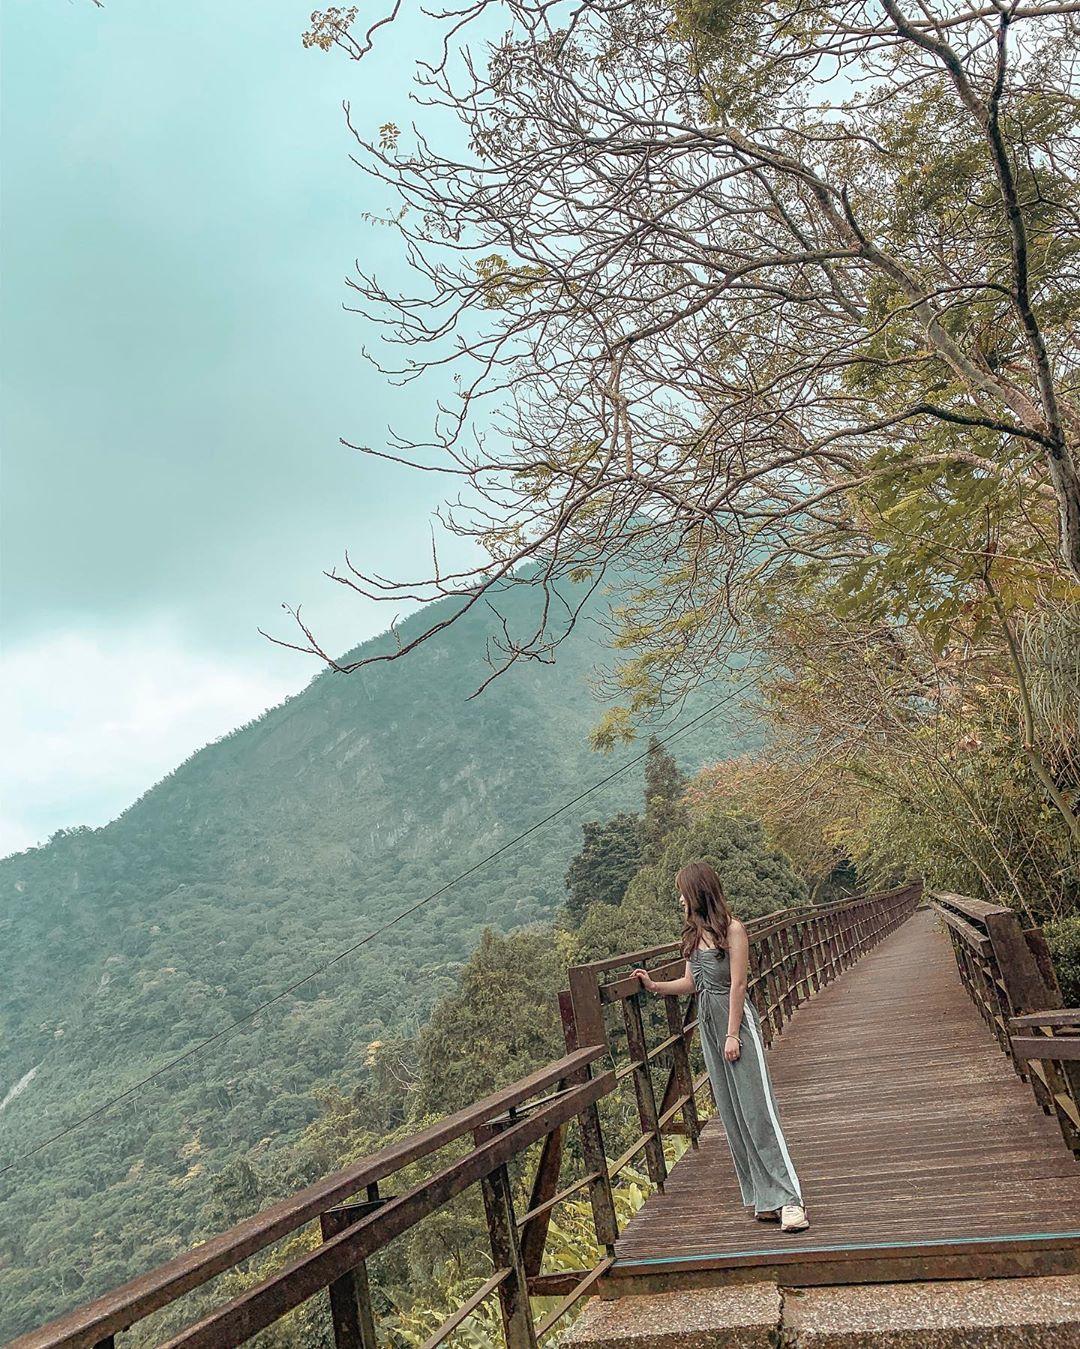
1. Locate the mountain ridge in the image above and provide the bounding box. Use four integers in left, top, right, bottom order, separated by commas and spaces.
0, 568, 752, 1336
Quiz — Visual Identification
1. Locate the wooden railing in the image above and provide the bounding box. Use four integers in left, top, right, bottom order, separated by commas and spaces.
18, 883, 921, 1349
14, 1047, 618, 1349
930, 891, 1080, 1158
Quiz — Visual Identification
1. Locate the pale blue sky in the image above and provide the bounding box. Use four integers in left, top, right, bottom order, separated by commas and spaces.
1, 0, 475, 853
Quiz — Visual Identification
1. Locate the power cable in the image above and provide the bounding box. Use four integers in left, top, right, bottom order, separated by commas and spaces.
1, 686, 743, 1173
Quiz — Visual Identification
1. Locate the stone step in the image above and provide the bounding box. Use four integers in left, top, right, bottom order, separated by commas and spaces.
556, 1284, 781, 1349
782, 1276, 1080, 1347
556, 1275, 1080, 1348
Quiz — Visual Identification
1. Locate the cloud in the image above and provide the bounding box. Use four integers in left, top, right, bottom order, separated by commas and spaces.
0, 624, 305, 858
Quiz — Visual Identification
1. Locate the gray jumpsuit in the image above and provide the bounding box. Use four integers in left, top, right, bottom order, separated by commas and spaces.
690, 942, 803, 1213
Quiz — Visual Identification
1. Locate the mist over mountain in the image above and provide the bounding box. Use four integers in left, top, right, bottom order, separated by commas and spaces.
0, 570, 751, 1336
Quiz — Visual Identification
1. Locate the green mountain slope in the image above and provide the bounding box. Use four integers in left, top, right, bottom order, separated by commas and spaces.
0, 573, 751, 1336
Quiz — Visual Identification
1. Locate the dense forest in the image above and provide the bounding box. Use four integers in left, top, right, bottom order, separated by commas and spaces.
0, 570, 754, 1339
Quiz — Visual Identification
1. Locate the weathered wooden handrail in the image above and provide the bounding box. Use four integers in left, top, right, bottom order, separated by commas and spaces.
19, 883, 922, 1349
930, 891, 1080, 1158
14, 1047, 615, 1349
162, 1071, 617, 1349
1011, 1017, 1080, 1062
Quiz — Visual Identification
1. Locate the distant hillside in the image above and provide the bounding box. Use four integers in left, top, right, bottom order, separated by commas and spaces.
0, 570, 752, 1337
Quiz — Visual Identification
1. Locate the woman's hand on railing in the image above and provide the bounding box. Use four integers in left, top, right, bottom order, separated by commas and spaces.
631, 966, 657, 992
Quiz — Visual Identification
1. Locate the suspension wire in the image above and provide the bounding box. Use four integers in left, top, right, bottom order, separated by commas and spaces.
1, 686, 744, 1173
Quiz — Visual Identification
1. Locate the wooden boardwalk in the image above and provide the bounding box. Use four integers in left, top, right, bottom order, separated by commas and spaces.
607, 907, 1080, 1291
20, 890, 1080, 1348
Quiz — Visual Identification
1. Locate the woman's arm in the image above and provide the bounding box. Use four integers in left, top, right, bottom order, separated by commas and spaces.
630, 961, 694, 997
725, 921, 750, 1058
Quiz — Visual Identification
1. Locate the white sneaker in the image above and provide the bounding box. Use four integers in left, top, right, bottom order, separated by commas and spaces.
781, 1203, 809, 1232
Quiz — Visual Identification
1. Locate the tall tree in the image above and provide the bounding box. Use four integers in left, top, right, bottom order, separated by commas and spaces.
643, 736, 689, 860
412, 926, 568, 1115
293, 0, 1080, 693
572, 805, 808, 959
292, 0, 1080, 908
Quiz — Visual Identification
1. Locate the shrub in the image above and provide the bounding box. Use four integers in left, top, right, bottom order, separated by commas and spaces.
1045, 915, 1080, 1007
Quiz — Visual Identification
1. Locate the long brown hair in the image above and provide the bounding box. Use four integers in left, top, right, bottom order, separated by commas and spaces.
676, 861, 732, 958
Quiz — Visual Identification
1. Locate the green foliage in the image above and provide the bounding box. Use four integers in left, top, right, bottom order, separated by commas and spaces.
474, 253, 547, 309
563, 812, 644, 923
672, 0, 750, 42
572, 805, 806, 959
1045, 915, 1080, 1007
301, 7, 358, 52
201, 1157, 263, 1231
667, 0, 796, 118
412, 925, 571, 1115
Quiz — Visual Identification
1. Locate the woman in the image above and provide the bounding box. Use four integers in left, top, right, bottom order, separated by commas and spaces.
631, 860, 809, 1232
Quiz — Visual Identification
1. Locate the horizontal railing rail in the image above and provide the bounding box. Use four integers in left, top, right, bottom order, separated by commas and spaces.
20, 883, 922, 1349
1011, 1009, 1080, 1062
930, 891, 1080, 1157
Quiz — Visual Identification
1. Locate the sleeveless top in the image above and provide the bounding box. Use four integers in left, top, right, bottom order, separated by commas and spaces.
688, 942, 731, 996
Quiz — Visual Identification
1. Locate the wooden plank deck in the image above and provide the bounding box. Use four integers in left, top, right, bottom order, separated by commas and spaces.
606, 907, 1080, 1291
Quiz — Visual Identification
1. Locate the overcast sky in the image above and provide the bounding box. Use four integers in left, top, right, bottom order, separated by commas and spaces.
1, 0, 476, 855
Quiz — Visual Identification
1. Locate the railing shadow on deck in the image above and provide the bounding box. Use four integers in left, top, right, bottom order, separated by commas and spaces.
16, 883, 921, 1349
930, 891, 1080, 1159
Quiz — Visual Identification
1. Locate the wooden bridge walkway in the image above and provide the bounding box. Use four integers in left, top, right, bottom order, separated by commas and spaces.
608, 907, 1080, 1292
19, 886, 1080, 1347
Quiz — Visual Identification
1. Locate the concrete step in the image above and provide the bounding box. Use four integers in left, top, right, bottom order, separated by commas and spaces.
782, 1276, 1080, 1346
556, 1276, 1080, 1348
557, 1284, 781, 1349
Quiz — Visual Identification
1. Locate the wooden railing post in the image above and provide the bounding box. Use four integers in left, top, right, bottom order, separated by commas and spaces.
577, 1096, 620, 1254
320, 1197, 381, 1349
807, 911, 824, 996
782, 922, 798, 1025
520, 1123, 564, 1278
472, 1147, 538, 1349
838, 904, 853, 970
786, 914, 805, 1010
622, 991, 668, 1189
557, 990, 619, 1254
567, 966, 607, 1056
1024, 926, 1066, 1003
761, 930, 783, 1041
664, 992, 702, 1148
985, 907, 1053, 1087
826, 908, 842, 983
985, 909, 1057, 1019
